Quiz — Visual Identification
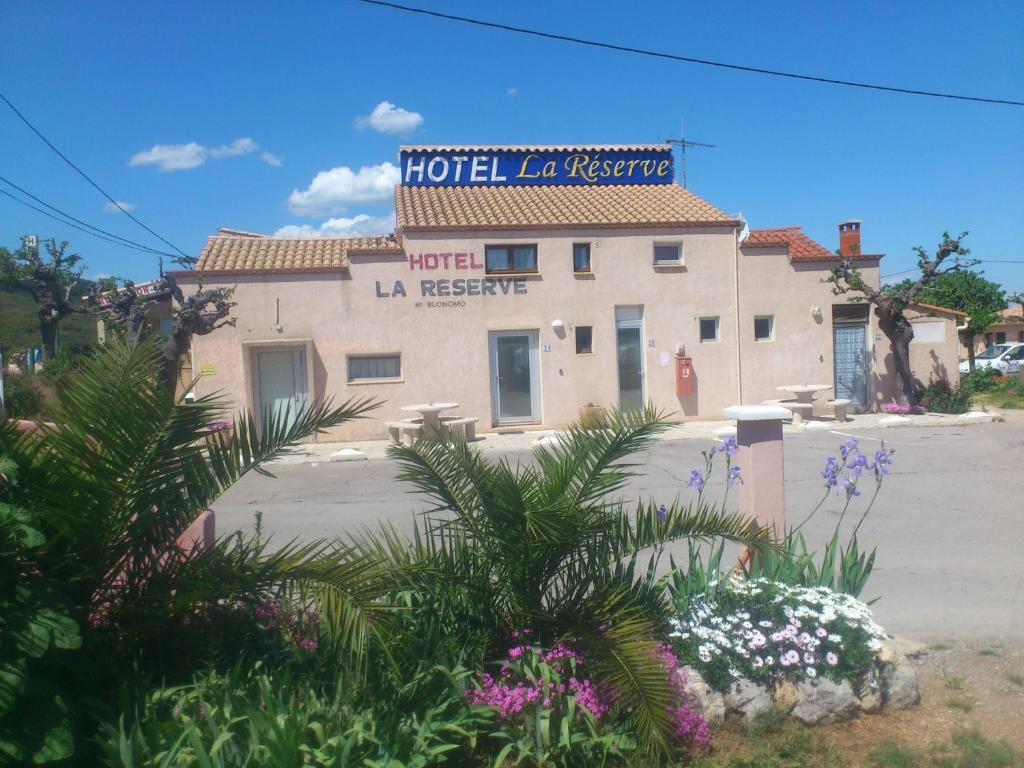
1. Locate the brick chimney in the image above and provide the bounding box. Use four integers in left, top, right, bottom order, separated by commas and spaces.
838, 220, 862, 258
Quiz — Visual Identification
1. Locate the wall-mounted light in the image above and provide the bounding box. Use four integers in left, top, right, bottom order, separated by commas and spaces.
810, 306, 823, 321
551, 319, 564, 329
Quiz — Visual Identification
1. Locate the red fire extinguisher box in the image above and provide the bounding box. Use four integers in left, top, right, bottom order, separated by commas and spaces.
675, 354, 694, 397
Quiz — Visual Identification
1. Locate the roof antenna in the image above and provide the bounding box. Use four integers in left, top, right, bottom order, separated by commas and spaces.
666, 118, 715, 189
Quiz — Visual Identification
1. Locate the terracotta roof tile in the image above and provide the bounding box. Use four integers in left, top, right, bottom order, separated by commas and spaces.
395, 183, 735, 231
741, 226, 842, 262
195, 231, 403, 273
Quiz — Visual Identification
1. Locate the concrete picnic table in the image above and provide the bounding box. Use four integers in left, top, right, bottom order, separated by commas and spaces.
400, 402, 459, 436
776, 384, 831, 425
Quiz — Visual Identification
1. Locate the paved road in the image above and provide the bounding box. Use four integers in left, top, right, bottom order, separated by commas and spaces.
214, 422, 1024, 642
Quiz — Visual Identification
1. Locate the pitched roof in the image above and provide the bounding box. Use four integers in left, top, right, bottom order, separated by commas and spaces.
194, 230, 403, 273
741, 226, 883, 263
910, 302, 969, 318
394, 183, 736, 232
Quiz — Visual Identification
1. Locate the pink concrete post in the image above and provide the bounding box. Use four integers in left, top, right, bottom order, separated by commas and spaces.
176, 509, 216, 553
723, 405, 791, 535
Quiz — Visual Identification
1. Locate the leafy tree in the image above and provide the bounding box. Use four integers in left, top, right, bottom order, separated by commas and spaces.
0, 239, 83, 361
830, 232, 973, 405
915, 270, 1006, 370
356, 408, 773, 757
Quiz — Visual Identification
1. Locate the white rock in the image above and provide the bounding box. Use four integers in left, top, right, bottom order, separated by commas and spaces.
791, 678, 859, 725
678, 667, 725, 723
883, 661, 921, 710
329, 448, 367, 462
857, 669, 884, 714
712, 426, 737, 437
879, 415, 913, 427
773, 680, 800, 713
724, 677, 774, 721
531, 435, 564, 449
957, 411, 992, 424
878, 636, 926, 664
802, 421, 833, 431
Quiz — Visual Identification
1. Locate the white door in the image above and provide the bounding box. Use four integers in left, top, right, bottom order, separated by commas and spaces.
255, 348, 308, 431
489, 331, 540, 425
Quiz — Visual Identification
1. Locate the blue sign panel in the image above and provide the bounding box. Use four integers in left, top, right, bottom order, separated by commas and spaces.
400, 147, 674, 187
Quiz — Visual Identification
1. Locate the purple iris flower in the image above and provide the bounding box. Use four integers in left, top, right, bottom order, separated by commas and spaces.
842, 476, 860, 499
821, 456, 840, 488
719, 436, 738, 457
871, 449, 892, 477
839, 437, 858, 461
847, 452, 868, 478
657, 504, 668, 521
687, 470, 706, 492
727, 465, 743, 487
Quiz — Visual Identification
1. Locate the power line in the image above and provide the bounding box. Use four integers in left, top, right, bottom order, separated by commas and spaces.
0, 187, 178, 257
357, 0, 1024, 108
0, 175, 179, 258
0, 90, 195, 264
882, 259, 1024, 278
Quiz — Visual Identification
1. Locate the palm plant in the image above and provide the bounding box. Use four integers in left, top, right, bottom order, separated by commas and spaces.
360, 406, 774, 757
0, 337, 395, 674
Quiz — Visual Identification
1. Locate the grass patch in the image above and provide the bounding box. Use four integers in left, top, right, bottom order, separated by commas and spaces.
945, 696, 974, 713
870, 740, 919, 768
929, 643, 953, 652
942, 668, 965, 690
977, 649, 1000, 658
942, 730, 1016, 768
1006, 673, 1023, 687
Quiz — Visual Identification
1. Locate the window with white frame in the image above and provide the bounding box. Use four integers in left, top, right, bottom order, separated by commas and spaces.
699, 316, 719, 343
653, 242, 683, 266
348, 354, 401, 381
754, 315, 774, 341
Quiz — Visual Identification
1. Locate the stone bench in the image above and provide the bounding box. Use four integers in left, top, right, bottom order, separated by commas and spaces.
786, 402, 815, 425
386, 420, 424, 445
441, 417, 478, 441
828, 399, 852, 422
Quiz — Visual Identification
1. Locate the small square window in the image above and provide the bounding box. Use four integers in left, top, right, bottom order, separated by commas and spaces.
995, 332, 1006, 345
754, 315, 774, 341
654, 243, 683, 265
699, 317, 719, 343
575, 325, 594, 354
573, 243, 591, 273
348, 354, 401, 381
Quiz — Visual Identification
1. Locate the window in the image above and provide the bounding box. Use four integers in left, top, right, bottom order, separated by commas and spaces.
832, 303, 870, 323
573, 243, 591, 273
1019, 331, 1024, 343
348, 354, 401, 381
984, 333, 993, 347
995, 332, 1007, 345
653, 243, 683, 265
575, 325, 593, 354
754, 315, 774, 342
699, 317, 719, 343
1006, 346, 1024, 361
485, 244, 537, 274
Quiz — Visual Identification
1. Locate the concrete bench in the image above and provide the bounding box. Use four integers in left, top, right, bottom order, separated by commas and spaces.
761, 398, 796, 406
441, 417, 478, 441
828, 399, 852, 422
786, 402, 815, 425
386, 420, 424, 445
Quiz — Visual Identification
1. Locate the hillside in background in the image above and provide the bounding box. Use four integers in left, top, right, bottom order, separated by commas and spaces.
0, 282, 98, 358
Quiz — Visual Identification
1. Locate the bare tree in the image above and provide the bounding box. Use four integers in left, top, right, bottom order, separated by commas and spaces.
829, 232, 972, 405
90, 273, 235, 396
0, 239, 83, 360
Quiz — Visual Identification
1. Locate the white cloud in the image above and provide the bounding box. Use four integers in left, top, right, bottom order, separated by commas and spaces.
130, 142, 208, 171
210, 137, 258, 159
129, 137, 280, 171
355, 101, 423, 135
102, 200, 136, 213
273, 213, 394, 238
287, 162, 400, 217
507, 87, 518, 96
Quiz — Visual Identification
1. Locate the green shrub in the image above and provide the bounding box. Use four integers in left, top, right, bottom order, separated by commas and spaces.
2, 372, 43, 418
960, 366, 1001, 395
919, 376, 972, 414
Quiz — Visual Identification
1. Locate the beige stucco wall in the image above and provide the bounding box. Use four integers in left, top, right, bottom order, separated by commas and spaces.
182, 225, 744, 441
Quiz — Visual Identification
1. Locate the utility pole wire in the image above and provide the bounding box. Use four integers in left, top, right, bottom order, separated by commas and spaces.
0, 175, 179, 258
357, 0, 1024, 107
0, 90, 194, 264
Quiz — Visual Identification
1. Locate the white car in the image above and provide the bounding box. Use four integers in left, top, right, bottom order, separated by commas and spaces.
959, 343, 1024, 375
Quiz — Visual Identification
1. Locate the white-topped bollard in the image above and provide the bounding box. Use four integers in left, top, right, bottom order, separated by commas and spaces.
723, 405, 791, 534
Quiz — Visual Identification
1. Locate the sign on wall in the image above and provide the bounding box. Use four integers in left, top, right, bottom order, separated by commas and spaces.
400, 147, 674, 187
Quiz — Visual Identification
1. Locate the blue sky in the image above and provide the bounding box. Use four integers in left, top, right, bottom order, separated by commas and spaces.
1, 1, 1021, 291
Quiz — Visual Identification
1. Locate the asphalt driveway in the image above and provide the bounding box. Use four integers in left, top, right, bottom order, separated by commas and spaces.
213, 421, 1024, 642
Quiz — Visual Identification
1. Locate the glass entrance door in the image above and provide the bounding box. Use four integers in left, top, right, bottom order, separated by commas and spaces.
616, 306, 645, 412
833, 324, 868, 406
490, 331, 540, 425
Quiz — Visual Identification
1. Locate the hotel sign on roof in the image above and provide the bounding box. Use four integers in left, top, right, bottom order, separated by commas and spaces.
400, 145, 674, 187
